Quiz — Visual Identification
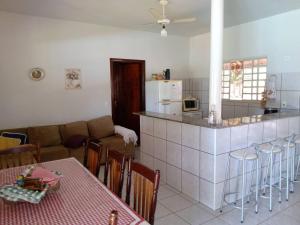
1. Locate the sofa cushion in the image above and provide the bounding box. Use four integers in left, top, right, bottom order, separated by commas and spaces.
28, 125, 61, 147
64, 135, 87, 149
60, 121, 89, 143
40, 145, 69, 162
87, 116, 114, 139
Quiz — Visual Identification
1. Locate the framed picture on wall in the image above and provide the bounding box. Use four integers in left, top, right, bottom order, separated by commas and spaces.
65, 68, 82, 89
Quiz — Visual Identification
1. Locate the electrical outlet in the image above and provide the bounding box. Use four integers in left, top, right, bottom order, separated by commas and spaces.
281, 101, 287, 108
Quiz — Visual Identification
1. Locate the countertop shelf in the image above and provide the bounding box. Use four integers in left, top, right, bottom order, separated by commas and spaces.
135, 110, 300, 128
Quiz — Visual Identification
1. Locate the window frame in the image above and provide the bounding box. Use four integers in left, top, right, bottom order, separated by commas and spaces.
222, 57, 268, 101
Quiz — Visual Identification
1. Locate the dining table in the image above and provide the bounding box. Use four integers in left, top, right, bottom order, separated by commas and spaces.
0, 157, 150, 225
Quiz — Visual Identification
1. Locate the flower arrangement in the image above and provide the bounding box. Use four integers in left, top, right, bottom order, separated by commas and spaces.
261, 89, 273, 107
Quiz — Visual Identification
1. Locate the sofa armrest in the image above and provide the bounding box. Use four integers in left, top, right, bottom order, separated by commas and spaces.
114, 125, 138, 146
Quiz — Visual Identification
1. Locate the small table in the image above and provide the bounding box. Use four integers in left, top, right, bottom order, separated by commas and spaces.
0, 158, 149, 225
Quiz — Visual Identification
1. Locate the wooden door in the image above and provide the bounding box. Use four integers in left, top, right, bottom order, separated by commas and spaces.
110, 59, 145, 143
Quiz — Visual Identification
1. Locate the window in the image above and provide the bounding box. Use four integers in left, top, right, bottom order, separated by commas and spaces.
222, 58, 267, 100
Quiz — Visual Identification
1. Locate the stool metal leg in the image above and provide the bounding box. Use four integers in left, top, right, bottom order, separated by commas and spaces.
279, 152, 282, 203
296, 154, 300, 180
295, 143, 300, 180
220, 155, 230, 213
269, 150, 273, 212
290, 146, 295, 192
241, 159, 245, 223
286, 146, 290, 201
255, 158, 259, 213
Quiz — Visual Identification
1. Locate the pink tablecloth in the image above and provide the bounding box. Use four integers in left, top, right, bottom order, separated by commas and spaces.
0, 158, 148, 225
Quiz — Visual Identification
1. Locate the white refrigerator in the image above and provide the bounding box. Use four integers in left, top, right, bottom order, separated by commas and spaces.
146, 80, 182, 115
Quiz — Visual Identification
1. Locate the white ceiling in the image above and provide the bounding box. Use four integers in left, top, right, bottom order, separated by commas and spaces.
1, 0, 300, 36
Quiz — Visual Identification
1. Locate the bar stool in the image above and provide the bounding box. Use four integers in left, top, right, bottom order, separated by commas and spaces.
256, 142, 282, 211
220, 146, 259, 223
277, 134, 297, 199
293, 135, 300, 181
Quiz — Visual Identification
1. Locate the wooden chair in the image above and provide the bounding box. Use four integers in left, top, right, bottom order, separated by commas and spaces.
125, 160, 160, 225
104, 148, 126, 198
0, 144, 40, 169
108, 210, 118, 225
84, 140, 102, 177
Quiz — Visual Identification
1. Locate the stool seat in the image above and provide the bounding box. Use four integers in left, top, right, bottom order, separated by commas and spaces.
259, 143, 282, 154
294, 137, 300, 144
272, 139, 295, 149
230, 148, 258, 160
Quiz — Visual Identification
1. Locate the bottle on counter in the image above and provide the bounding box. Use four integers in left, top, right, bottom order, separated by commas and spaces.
208, 105, 216, 124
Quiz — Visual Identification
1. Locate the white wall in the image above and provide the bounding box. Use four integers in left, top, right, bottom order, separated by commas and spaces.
0, 11, 189, 129
190, 9, 300, 77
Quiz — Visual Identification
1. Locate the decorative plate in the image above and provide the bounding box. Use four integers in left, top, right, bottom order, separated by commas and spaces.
29, 68, 45, 81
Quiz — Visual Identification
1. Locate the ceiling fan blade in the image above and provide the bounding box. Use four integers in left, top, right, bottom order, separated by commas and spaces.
172, 17, 197, 24
141, 22, 157, 26
149, 8, 161, 20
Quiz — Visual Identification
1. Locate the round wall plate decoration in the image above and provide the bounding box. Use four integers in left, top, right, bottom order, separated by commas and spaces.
29, 68, 45, 81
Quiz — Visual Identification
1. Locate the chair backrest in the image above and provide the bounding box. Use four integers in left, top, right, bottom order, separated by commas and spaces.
84, 140, 102, 177
108, 210, 118, 225
104, 148, 126, 198
125, 160, 160, 225
0, 144, 40, 169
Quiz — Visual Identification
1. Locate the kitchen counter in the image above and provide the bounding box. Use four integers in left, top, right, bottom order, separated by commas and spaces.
137, 110, 300, 210
135, 110, 300, 128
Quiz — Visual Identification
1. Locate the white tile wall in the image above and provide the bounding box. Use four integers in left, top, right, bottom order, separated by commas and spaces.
181, 171, 200, 201
154, 159, 167, 184
182, 146, 199, 176
263, 120, 277, 142
215, 128, 231, 155
154, 118, 167, 139
167, 164, 182, 191
141, 116, 153, 135
182, 124, 200, 150
192, 78, 201, 91
154, 137, 167, 161
200, 127, 216, 154
199, 152, 214, 182
266, 73, 300, 110
199, 179, 215, 210
141, 133, 154, 156
140, 114, 300, 211
289, 117, 300, 135
215, 153, 229, 183
167, 121, 182, 144
277, 118, 289, 138
202, 79, 209, 91
140, 152, 154, 169
167, 141, 182, 168
230, 125, 248, 151
248, 122, 263, 146
281, 91, 300, 109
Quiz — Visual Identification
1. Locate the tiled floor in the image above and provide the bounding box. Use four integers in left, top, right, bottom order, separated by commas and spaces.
113, 149, 300, 225
154, 183, 300, 225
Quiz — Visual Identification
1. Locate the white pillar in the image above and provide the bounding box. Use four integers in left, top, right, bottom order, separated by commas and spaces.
209, 0, 224, 123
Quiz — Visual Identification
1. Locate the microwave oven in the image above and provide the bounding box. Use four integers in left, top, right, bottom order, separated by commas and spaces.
183, 98, 199, 112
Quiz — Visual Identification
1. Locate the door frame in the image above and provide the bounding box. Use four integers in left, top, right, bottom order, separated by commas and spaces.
110, 58, 146, 123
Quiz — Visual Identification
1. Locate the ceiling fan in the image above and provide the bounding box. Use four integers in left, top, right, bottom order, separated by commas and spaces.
147, 0, 197, 37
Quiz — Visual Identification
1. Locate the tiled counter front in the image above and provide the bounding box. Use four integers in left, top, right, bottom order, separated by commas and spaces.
139, 115, 300, 210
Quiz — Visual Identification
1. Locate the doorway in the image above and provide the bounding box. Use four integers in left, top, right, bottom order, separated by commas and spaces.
110, 58, 145, 143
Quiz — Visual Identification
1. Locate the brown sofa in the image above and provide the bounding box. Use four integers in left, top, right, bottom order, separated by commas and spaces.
0, 116, 135, 164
